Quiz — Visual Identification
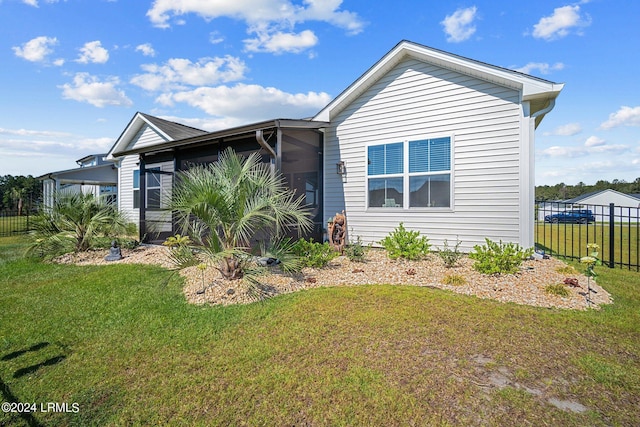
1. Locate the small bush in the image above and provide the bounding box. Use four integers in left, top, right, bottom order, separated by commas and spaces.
380, 223, 431, 261
344, 235, 370, 262
556, 265, 578, 275
436, 239, 463, 268
442, 274, 467, 286
545, 284, 571, 297
469, 238, 533, 275
291, 238, 339, 268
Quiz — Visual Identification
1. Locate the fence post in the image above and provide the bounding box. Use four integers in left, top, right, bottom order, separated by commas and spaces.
609, 203, 615, 268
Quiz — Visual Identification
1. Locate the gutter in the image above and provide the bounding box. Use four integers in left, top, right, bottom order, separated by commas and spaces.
531, 98, 556, 119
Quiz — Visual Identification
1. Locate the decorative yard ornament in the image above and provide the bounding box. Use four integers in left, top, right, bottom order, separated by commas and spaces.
104, 240, 123, 261
327, 211, 347, 253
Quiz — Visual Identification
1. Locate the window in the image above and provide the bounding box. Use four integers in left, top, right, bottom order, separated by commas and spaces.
367, 142, 404, 207
367, 137, 451, 208
146, 167, 161, 209
133, 170, 140, 209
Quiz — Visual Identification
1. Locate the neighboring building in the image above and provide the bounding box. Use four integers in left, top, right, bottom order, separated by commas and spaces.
95, 40, 563, 249
105, 112, 210, 237
564, 189, 640, 208
560, 189, 640, 223
39, 153, 118, 208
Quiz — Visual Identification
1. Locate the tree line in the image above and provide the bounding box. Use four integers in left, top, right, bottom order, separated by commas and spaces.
0, 175, 42, 214
535, 178, 640, 201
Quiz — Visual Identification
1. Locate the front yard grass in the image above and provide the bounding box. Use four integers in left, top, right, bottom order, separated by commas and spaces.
1, 236, 639, 426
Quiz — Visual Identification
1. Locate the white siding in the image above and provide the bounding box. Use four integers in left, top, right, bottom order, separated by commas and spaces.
324, 58, 524, 252
118, 155, 139, 226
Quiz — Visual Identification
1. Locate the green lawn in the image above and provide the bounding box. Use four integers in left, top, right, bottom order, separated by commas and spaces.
1, 236, 639, 426
536, 222, 640, 268
0, 215, 30, 236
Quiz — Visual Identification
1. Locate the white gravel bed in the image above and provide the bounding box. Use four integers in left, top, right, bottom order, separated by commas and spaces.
54, 245, 612, 310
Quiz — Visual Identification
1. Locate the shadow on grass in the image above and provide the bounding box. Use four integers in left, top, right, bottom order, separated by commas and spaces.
1, 342, 49, 361
0, 376, 44, 427
13, 355, 66, 379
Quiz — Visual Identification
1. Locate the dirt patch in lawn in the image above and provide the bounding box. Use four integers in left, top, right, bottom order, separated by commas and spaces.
54, 245, 612, 310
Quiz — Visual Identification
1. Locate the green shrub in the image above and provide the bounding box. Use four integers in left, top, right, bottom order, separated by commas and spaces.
436, 238, 463, 268
344, 235, 370, 262
469, 238, 533, 275
291, 238, 339, 268
545, 283, 571, 297
380, 223, 431, 261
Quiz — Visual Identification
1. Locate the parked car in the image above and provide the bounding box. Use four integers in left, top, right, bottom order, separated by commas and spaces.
544, 209, 596, 224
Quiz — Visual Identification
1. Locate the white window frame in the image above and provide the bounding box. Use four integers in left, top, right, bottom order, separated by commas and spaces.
366, 134, 454, 211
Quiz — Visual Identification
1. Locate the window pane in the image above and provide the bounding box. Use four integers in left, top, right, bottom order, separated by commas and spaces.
367, 145, 384, 175
409, 140, 429, 173
368, 142, 403, 175
133, 170, 139, 189
133, 189, 140, 209
368, 177, 403, 207
409, 137, 450, 173
430, 174, 451, 207
147, 188, 161, 209
385, 142, 403, 174
429, 138, 450, 172
146, 168, 161, 188
410, 174, 450, 207
409, 175, 429, 207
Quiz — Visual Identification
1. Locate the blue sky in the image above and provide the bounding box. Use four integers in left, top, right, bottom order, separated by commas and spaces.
1, 0, 639, 186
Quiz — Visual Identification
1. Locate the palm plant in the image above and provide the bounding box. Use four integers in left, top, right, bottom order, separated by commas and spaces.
169, 147, 312, 281
27, 191, 128, 257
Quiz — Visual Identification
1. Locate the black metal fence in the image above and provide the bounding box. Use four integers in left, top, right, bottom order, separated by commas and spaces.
535, 201, 640, 271
0, 210, 32, 236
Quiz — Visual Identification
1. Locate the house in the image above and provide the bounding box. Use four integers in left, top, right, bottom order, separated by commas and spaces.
39, 153, 118, 209
103, 40, 563, 250
561, 189, 640, 223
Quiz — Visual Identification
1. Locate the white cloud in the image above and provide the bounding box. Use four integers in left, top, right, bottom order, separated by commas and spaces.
441, 6, 478, 43
135, 43, 156, 57
130, 56, 248, 91
59, 73, 133, 108
584, 136, 605, 147
513, 62, 564, 75
600, 106, 640, 130
538, 139, 629, 159
544, 122, 582, 136
21, 0, 60, 6
76, 40, 109, 64
532, 5, 591, 40
209, 32, 225, 44
244, 29, 318, 54
0, 127, 72, 138
158, 83, 331, 123
539, 145, 586, 158
146, 0, 364, 54
12, 36, 58, 62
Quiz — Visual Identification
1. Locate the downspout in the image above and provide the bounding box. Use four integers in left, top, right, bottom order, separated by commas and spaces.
522, 97, 557, 248
256, 129, 277, 175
